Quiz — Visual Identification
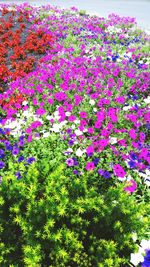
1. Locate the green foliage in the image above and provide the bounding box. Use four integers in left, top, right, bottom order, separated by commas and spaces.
0, 143, 149, 266
79, 10, 87, 16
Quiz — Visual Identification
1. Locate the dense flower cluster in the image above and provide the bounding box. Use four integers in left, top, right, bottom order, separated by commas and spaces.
0, 3, 149, 266
0, 5, 54, 92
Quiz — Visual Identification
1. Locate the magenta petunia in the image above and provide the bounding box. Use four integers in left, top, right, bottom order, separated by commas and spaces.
124, 180, 137, 194
113, 164, 126, 178
86, 162, 95, 171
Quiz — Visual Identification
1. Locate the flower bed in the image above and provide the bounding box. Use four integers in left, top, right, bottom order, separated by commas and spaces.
0, 3, 150, 267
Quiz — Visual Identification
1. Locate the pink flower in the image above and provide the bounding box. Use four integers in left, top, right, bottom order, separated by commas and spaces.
33, 98, 38, 105
48, 98, 54, 105
86, 162, 95, 171
111, 114, 118, 123
94, 120, 102, 129
113, 164, 126, 178
86, 146, 94, 155
27, 135, 32, 143
36, 108, 46, 116
118, 139, 127, 147
101, 129, 110, 137
66, 104, 73, 112
26, 127, 32, 134
80, 111, 87, 118
124, 180, 137, 194
87, 127, 94, 134
68, 115, 76, 122
115, 96, 125, 104
54, 92, 67, 102
129, 129, 137, 140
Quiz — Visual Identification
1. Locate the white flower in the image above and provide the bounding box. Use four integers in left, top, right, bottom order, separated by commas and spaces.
76, 148, 85, 157
22, 101, 28, 106
89, 99, 95, 105
65, 112, 71, 116
130, 238, 150, 266
144, 179, 150, 186
74, 120, 80, 124
132, 232, 138, 242
146, 169, 150, 176
50, 123, 61, 133
59, 120, 67, 127
140, 239, 150, 250
54, 111, 59, 117
130, 252, 144, 266
109, 137, 118, 144
123, 105, 131, 111
5, 120, 21, 129
22, 109, 33, 118
126, 52, 132, 58
136, 169, 150, 186
65, 148, 73, 154
75, 129, 83, 136
118, 176, 127, 182
93, 108, 97, 112
144, 96, 150, 104
126, 174, 132, 181
43, 132, 50, 138
46, 115, 54, 120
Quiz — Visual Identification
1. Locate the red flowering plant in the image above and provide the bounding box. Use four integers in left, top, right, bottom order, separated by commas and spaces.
0, 6, 55, 94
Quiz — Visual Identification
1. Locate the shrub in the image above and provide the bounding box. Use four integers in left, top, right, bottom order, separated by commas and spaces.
0, 137, 149, 266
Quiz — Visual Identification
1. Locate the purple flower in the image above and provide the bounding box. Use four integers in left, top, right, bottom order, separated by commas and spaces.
98, 168, 111, 178
12, 146, 20, 156
27, 157, 35, 164
93, 158, 99, 166
103, 171, 111, 179
128, 160, 137, 169
68, 140, 74, 146
0, 128, 5, 135
66, 158, 74, 167
15, 172, 22, 180
0, 149, 5, 159
73, 169, 78, 175
141, 249, 150, 267
5, 144, 12, 151
98, 169, 104, 175
0, 161, 5, 169
130, 153, 138, 161
72, 157, 78, 166
18, 156, 25, 162
66, 128, 72, 134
